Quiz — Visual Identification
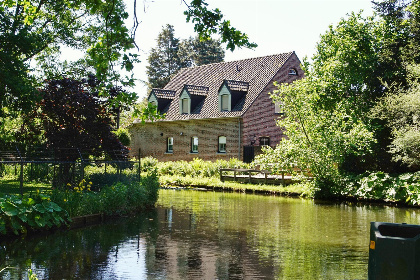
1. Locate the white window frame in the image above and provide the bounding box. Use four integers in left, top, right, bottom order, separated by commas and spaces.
191, 136, 198, 153
221, 94, 229, 111
259, 136, 270, 146
181, 98, 189, 114
274, 101, 284, 115
167, 137, 174, 153
218, 84, 231, 112
289, 68, 297, 75
218, 136, 226, 153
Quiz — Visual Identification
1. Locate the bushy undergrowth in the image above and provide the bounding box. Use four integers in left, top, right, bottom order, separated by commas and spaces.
141, 157, 249, 178
340, 171, 420, 205
0, 191, 69, 236
51, 171, 159, 217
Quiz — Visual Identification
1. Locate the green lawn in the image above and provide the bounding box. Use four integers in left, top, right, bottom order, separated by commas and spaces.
0, 178, 51, 195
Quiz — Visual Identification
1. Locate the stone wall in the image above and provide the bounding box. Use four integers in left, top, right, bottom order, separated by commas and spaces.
129, 118, 242, 161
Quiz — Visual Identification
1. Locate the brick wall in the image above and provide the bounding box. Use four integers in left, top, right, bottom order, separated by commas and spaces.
242, 53, 303, 153
129, 118, 241, 161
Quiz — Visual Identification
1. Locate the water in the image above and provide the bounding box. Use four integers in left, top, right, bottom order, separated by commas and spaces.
2, 189, 420, 279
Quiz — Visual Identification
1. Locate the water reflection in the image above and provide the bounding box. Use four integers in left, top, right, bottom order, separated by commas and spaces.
2, 189, 420, 279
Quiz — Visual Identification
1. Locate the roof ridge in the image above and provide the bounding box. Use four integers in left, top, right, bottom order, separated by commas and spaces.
179, 51, 294, 71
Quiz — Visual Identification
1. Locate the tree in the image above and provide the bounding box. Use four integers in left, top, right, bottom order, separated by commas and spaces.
179, 36, 225, 67
147, 25, 225, 90
0, 0, 139, 119
146, 25, 185, 90
372, 65, 420, 169
1, 0, 256, 119
20, 75, 128, 162
182, 0, 257, 51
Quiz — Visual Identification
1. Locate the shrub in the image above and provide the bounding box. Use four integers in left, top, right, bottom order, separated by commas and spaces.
0, 191, 69, 236
114, 128, 131, 146
51, 172, 160, 218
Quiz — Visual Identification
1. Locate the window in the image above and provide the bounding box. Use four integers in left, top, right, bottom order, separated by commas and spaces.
221, 94, 229, 111
289, 68, 297, 75
181, 98, 189, 114
259, 136, 270, 146
218, 136, 226, 153
191, 136, 198, 153
274, 101, 284, 115
167, 137, 173, 153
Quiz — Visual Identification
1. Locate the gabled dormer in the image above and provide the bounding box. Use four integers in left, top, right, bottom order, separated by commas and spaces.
179, 85, 209, 114
148, 89, 176, 113
218, 80, 249, 112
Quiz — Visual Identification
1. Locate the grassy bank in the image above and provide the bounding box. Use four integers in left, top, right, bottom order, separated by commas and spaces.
158, 174, 312, 197
144, 157, 420, 207
0, 165, 159, 237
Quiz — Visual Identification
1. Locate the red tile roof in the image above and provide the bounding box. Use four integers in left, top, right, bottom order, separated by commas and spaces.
145, 52, 294, 121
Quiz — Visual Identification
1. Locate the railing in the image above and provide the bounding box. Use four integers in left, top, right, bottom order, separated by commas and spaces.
219, 168, 286, 186
0, 147, 141, 195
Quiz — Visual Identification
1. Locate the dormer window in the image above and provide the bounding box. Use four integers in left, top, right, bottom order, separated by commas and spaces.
289, 68, 297, 75
221, 94, 229, 111
147, 89, 175, 114
218, 80, 248, 112
179, 85, 208, 115
181, 98, 190, 114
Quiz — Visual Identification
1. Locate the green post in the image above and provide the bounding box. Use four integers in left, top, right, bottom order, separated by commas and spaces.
19, 161, 24, 196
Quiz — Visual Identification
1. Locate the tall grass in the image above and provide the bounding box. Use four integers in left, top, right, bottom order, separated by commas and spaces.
141, 157, 249, 178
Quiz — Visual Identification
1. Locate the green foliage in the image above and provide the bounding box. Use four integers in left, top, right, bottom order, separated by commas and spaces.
0, 0, 138, 118
142, 157, 248, 178
158, 174, 312, 197
178, 35, 225, 67
51, 172, 159, 217
114, 128, 131, 147
146, 25, 225, 90
259, 75, 376, 198
0, 191, 69, 236
342, 171, 420, 205
146, 24, 184, 90
135, 102, 167, 124
183, 0, 257, 51
257, 4, 420, 196
372, 64, 420, 168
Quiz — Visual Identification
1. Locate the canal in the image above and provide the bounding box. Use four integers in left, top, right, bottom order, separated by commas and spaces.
2, 189, 420, 279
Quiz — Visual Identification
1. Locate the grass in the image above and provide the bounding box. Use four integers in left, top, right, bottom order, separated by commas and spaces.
0, 178, 51, 195
158, 174, 313, 197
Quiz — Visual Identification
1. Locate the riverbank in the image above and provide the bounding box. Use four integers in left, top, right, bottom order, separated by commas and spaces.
159, 174, 312, 197
0, 172, 160, 237
157, 172, 420, 208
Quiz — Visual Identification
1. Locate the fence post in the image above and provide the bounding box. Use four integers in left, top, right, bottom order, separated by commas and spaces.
16, 147, 23, 196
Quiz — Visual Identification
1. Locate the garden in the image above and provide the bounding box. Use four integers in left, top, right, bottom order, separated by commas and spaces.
0, 161, 159, 237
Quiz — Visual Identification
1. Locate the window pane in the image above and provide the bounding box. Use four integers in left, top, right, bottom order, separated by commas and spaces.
221, 95, 229, 111
259, 137, 270, 146
275, 101, 284, 114
167, 137, 173, 152
182, 99, 189, 114
191, 137, 198, 152
219, 136, 226, 152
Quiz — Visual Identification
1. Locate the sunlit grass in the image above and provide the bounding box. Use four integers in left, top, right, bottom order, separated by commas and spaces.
158, 174, 313, 197
0, 178, 51, 195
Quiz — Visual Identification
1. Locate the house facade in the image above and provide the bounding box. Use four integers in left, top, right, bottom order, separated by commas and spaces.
129, 52, 303, 162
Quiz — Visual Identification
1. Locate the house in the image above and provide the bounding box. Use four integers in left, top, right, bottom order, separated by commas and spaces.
129, 52, 303, 162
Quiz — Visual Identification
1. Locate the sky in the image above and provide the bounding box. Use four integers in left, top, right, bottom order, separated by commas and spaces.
125, 0, 375, 101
